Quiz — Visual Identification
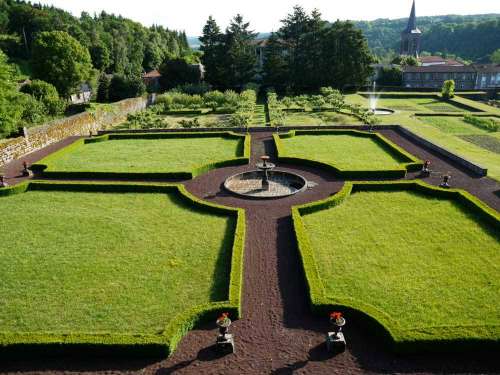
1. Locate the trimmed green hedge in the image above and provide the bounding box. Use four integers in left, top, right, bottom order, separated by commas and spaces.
31, 131, 251, 180
0, 181, 246, 358
292, 180, 500, 353
274, 130, 423, 179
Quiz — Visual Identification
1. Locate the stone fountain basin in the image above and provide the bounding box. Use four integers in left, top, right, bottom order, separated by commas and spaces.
224, 170, 308, 199
372, 108, 394, 115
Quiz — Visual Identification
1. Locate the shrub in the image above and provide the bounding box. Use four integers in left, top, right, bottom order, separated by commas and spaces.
441, 80, 455, 99
20, 95, 46, 125
175, 82, 212, 95
20, 79, 66, 116
463, 115, 500, 132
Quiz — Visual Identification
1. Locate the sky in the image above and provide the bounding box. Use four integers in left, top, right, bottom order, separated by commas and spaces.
35, 0, 500, 36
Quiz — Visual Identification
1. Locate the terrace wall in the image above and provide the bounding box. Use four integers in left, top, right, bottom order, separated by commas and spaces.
0, 97, 150, 167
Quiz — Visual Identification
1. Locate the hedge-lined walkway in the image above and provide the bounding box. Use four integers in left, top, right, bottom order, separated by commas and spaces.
0, 130, 499, 374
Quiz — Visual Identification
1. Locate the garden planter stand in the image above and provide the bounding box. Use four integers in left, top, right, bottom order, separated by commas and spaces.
326, 317, 346, 353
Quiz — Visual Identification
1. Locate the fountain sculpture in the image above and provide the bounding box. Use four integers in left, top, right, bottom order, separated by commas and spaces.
224, 156, 308, 199
368, 82, 394, 116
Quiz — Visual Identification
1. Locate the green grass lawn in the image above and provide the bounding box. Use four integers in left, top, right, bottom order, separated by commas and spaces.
284, 111, 362, 126
417, 116, 489, 135
345, 93, 500, 181
300, 188, 500, 342
39, 136, 243, 174
0, 187, 234, 335
252, 104, 267, 126
279, 133, 411, 170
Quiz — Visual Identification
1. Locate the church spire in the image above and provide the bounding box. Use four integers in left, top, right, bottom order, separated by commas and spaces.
405, 0, 418, 33
400, 0, 422, 57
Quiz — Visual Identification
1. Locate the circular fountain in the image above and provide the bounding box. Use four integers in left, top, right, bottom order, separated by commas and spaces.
224, 156, 308, 199
371, 108, 394, 116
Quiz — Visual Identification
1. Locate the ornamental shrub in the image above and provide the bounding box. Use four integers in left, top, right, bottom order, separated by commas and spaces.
20, 79, 66, 115
441, 80, 455, 99
463, 115, 500, 132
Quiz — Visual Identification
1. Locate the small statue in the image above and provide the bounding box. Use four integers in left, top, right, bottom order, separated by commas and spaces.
440, 173, 451, 188
21, 161, 32, 177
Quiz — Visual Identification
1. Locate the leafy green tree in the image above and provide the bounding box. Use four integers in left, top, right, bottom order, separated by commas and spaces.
392, 55, 418, 66
89, 42, 111, 71
31, 31, 92, 98
376, 67, 403, 86
159, 57, 200, 90
0, 49, 24, 135
20, 79, 66, 115
96, 73, 111, 102
491, 49, 500, 64
108, 74, 145, 102
441, 80, 455, 99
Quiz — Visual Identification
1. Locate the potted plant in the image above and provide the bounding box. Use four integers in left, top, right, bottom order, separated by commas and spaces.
329, 311, 346, 338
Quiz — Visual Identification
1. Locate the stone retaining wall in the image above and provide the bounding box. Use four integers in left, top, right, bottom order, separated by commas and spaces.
0, 97, 149, 167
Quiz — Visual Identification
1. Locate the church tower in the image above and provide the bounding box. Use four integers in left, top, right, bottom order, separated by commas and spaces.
400, 0, 422, 57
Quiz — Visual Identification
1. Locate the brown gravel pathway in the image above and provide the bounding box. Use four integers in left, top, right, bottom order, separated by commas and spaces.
0, 131, 498, 374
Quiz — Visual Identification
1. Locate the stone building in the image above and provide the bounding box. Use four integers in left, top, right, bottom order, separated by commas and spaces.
400, 0, 421, 57
402, 64, 500, 90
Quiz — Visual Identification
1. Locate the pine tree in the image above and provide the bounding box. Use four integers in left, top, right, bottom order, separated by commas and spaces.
200, 16, 225, 88
223, 14, 257, 89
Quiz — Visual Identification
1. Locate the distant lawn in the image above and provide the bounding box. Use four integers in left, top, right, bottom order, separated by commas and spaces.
284, 111, 362, 126
36, 134, 245, 176
363, 96, 477, 113
278, 132, 413, 171
0, 186, 234, 336
459, 134, 500, 154
345, 93, 500, 182
298, 186, 500, 344
417, 116, 488, 135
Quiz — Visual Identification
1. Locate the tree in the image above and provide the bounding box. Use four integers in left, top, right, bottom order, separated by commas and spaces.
96, 73, 111, 102
108, 74, 145, 102
159, 57, 200, 90
319, 21, 374, 89
441, 80, 455, 99
263, 33, 289, 88
20, 79, 66, 115
376, 67, 403, 86
31, 31, 92, 98
222, 14, 257, 89
0, 49, 24, 135
491, 49, 500, 64
89, 42, 111, 71
200, 16, 225, 87
392, 55, 418, 66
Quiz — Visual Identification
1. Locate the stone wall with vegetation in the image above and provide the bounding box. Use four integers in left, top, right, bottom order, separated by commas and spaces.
0, 97, 149, 167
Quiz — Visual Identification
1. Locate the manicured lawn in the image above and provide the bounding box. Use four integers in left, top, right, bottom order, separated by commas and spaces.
279, 133, 411, 170
417, 116, 488, 135
284, 111, 362, 126
345, 93, 500, 181
40, 136, 243, 174
0, 187, 234, 335
252, 104, 267, 126
301, 189, 500, 342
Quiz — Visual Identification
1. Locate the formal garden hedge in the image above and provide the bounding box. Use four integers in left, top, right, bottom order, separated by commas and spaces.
0, 181, 245, 358
292, 180, 500, 353
30, 131, 250, 180
274, 130, 423, 179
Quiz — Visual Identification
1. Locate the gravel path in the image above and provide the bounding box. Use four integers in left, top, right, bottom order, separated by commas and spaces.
0, 130, 498, 374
